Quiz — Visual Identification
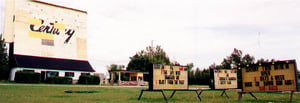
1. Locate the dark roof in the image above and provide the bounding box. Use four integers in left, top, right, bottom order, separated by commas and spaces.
11, 54, 94, 72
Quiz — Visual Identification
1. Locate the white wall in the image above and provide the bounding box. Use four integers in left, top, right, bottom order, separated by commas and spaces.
9, 67, 94, 81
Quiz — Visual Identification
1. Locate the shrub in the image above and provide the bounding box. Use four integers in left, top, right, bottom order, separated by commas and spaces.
46, 77, 72, 84
14, 71, 41, 83
78, 75, 100, 85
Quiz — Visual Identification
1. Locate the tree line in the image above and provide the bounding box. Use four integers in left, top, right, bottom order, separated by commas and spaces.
0, 35, 9, 80
126, 45, 264, 88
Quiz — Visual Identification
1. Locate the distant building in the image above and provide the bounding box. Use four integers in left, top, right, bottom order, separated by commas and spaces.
3, 0, 94, 82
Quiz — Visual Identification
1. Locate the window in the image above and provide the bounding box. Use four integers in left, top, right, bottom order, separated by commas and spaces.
65, 72, 74, 77
23, 70, 34, 72
131, 76, 136, 81
46, 71, 59, 77
138, 76, 143, 81
81, 73, 90, 76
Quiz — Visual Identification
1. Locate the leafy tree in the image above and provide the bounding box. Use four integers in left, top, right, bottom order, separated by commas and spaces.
220, 48, 255, 69
256, 58, 270, 63
186, 63, 194, 71
107, 64, 125, 71
242, 54, 256, 64
219, 48, 255, 88
188, 67, 210, 85
127, 45, 170, 72
188, 70, 195, 85
0, 35, 9, 80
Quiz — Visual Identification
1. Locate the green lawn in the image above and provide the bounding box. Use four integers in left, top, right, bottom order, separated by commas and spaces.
0, 84, 299, 103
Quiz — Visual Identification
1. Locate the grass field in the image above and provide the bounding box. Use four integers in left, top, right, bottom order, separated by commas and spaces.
0, 84, 299, 103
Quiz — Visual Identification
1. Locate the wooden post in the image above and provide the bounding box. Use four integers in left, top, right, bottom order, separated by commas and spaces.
110, 72, 114, 85
118, 72, 122, 86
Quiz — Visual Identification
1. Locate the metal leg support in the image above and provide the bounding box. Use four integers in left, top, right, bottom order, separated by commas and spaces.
170, 90, 176, 98
195, 90, 203, 101
220, 89, 229, 99
238, 92, 257, 102
161, 90, 169, 103
238, 92, 243, 102
138, 89, 144, 100
249, 92, 257, 100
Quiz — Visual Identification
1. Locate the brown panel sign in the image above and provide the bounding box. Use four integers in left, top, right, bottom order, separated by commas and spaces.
241, 60, 299, 92
151, 64, 188, 90
212, 69, 238, 89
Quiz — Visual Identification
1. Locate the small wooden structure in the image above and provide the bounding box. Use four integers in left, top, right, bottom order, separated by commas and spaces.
125, 71, 148, 86
108, 70, 126, 86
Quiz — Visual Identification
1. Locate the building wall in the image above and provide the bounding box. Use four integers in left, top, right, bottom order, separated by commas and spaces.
129, 72, 144, 81
9, 67, 94, 82
3, 0, 15, 43
4, 0, 88, 60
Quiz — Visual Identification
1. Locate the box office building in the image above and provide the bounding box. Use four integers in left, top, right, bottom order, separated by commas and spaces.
3, 0, 95, 81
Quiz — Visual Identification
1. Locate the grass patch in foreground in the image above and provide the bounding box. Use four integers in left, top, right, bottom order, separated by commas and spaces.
0, 85, 299, 103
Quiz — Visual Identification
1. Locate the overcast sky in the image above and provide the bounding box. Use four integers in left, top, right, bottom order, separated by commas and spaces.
1, 0, 300, 73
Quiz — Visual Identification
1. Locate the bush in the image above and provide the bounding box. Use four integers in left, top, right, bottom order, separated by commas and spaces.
78, 75, 100, 85
14, 71, 41, 83
46, 77, 72, 84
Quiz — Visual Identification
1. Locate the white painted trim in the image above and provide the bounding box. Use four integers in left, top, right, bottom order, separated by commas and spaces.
9, 67, 95, 81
